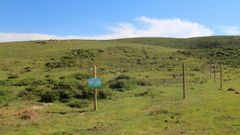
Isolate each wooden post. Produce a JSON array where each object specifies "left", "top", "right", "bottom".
[
  {"left": 93, "top": 64, "right": 97, "bottom": 111},
  {"left": 214, "top": 64, "right": 217, "bottom": 82},
  {"left": 182, "top": 62, "right": 186, "bottom": 100},
  {"left": 220, "top": 64, "right": 223, "bottom": 90},
  {"left": 209, "top": 63, "right": 212, "bottom": 78}
]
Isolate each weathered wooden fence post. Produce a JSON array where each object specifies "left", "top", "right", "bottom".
[
  {"left": 209, "top": 63, "right": 212, "bottom": 78},
  {"left": 214, "top": 64, "right": 217, "bottom": 82},
  {"left": 182, "top": 62, "right": 186, "bottom": 100},
  {"left": 220, "top": 64, "right": 223, "bottom": 90},
  {"left": 93, "top": 64, "right": 98, "bottom": 110}
]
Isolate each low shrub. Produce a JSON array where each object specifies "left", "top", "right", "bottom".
[
  {"left": 19, "top": 87, "right": 47, "bottom": 100},
  {"left": 108, "top": 74, "right": 137, "bottom": 91},
  {"left": 53, "top": 81, "right": 73, "bottom": 90},
  {"left": 24, "top": 66, "right": 32, "bottom": 72},
  {"left": 59, "top": 76, "right": 66, "bottom": 80},
  {"left": 81, "top": 89, "right": 93, "bottom": 99},
  {"left": 14, "top": 78, "right": 32, "bottom": 86},
  {"left": 72, "top": 73, "right": 90, "bottom": 80},
  {"left": 137, "top": 80, "right": 153, "bottom": 86},
  {"left": 58, "top": 89, "right": 76, "bottom": 102},
  {"left": 109, "top": 80, "right": 129, "bottom": 91},
  {"left": 40, "top": 90, "right": 59, "bottom": 103},
  {"left": 67, "top": 99, "right": 89, "bottom": 108},
  {"left": 98, "top": 90, "right": 111, "bottom": 99},
  {"left": 25, "top": 86, "right": 42, "bottom": 96}
]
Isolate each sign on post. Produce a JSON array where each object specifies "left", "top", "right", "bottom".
[{"left": 88, "top": 77, "right": 102, "bottom": 89}]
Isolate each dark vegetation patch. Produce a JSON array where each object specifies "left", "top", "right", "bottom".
[
  {"left": 71, "top": 73, "right": 91, "bottom": 80},
  {"left": 109, "top": 80, "right": 130, "bottom": 91},
  {"left": 226, "top": 88, "right": 240, "bottom": 95},
  {"left": 108, "top": 74, "right": 154, "bottom": 91},
  {"left": 14, "top": 72, "right": 111, "bottom": 104},
  {"left": 67, "top": 99, "right": 89, "bottom": 108},
  {"left": 23, "top": 66, "right": 32, "bottom": 73},
  {"left": 14, "top": 78, "right": 48, "bottom": 86},
  {"left": 136, "top": 80, "right": 153, "bottom": 86},
  {"left": 39, "top": 90, "right": 58, "bottom": 103},
  {"left": 227, "top": 88, "right": 236, "bottom": 92},
  {"left": 108, "top": 74, "right": 136, "bottom": 91}
]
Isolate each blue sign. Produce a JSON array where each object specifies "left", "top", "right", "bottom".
[{"left": 88, "top": 77, "right": 102, "bottom": 89}]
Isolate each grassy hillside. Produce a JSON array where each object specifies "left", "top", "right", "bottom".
[
  {"left": 116, "top": 36, "right": 240, "bottom": 67},
  {"left": 114, "top": 36, "right": 240, "bottom": 48},
  {"left": 0, "top": 37, "right": 240, "bottom": 135}
]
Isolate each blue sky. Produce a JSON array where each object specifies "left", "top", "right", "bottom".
[{"left": 0, "top": 0, "right": 240, "bottom": 41}]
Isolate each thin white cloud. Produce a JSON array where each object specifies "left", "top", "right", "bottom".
[
  {"left": 0, "top": 32, "right": 92, "bottom": 42},
  {"left": 221, "top": 25, "right": 240, "bottom": 35},
  {"left": 0, "top": 16, "right": 213, "bottom": 42}
]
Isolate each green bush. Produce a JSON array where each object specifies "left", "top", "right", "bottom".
[
  {"left": 98, "top": 90, "right": 111, "bottom": 99},
  {"left": 40, "top": 90, "right": 59, "bottom": 103},
  {"left": 58, "top": 89, "right": 76, "bottom": 102},
  {"left": 109, "top": 80, "right": 129, "bottom": 91},
  {"left": 81, "top": 89, "right": 93, "bottom": 99},
  {"left": 14, "top": 78, "right": 47, "bottom": 87},
  {"left": 53, "top": 81, "right": 73, "bottom": 90},
  {"left": 108, "top": 74, "right": 136, "bottom": 91},
  {"left": 25, "top": 87, "right": 42, "bottom": 96},
  {"left": 18, "top": 87, "right": 48, "bottom": 100},
  {"left": 72, "top": 73, "right": 90, "bottom": 80},
  {"left": 24, "top": 66, "right": 32, "bottom": 72},
  {"left": 67, "top": 99, "right": 89, "bottom": 108},
  {"left": 137, "top": 80, "right": 153, "bottom": 86},
  {"left": 14, "top": 78, "right": 32, "bottom": 86},
  {"left": 52, "top": 82, "right": 75, "bottom": 102},
  {"left": 59, "top": 76, "right": 66, "bottom": 80}
]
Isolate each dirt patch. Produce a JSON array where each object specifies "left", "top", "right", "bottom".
[
  {"left": 17, "top": 110, "right": 36, "bottom": 120},
  {"left": 31, "top": 105, "right": 44, "bottom": 110},
  {"left": 14, "top": 103, "right": 47, "bottom": 120}
]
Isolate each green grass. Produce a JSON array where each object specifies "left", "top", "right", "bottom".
[
  {"left": 1, "top": 80, "right": 239, "bottom": 135},
  {"left": 0, "top": 38, "right": 240, "bottom": 135}
]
